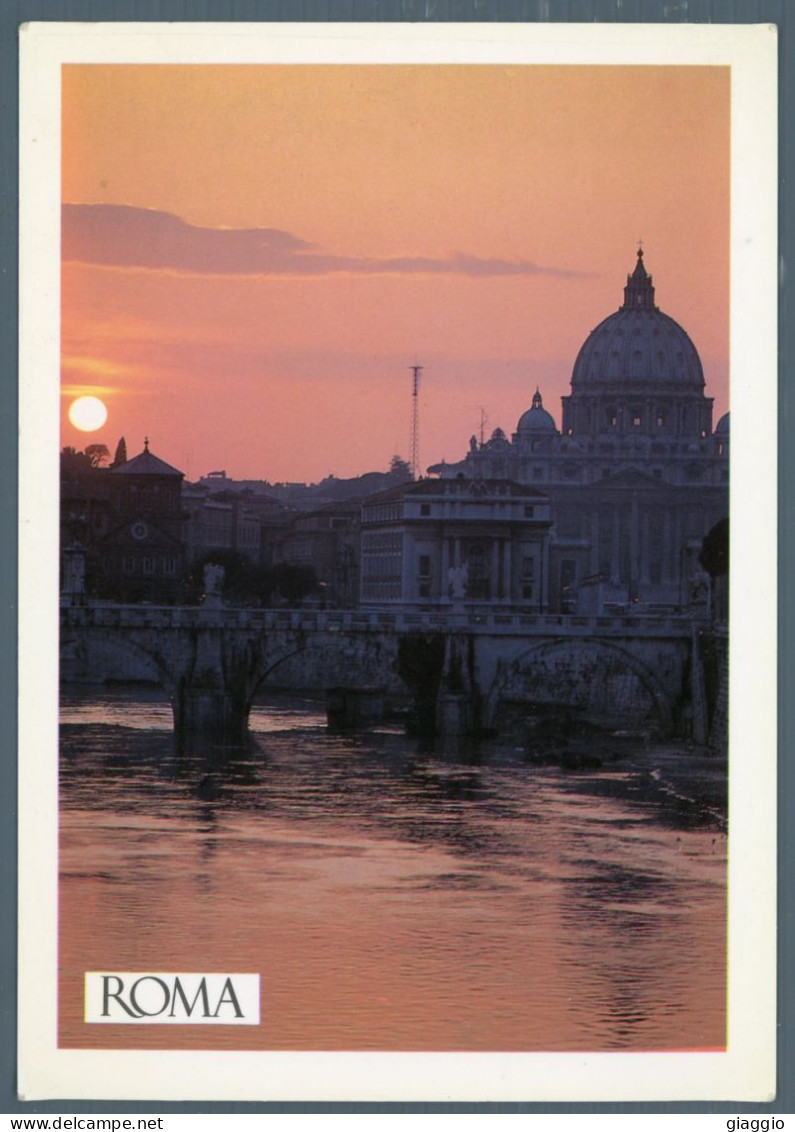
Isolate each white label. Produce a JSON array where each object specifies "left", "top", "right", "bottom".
[{"left": 85, "top": 972, "right": 260, "bottom": 1025}]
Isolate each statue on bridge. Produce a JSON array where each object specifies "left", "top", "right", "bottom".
[
  {"left": 689, "top": 570, "right": 711, "bottom": 609},
  {"left": 202, "top": 563, "right": 225, "bottom": 607}
]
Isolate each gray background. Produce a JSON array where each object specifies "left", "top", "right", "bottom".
[{"left": 2, "top": 0, "right": 791, "bottom": 1115}]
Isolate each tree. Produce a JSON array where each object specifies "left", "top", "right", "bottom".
[
  {"left": 266, "top": 563, "right": 318, "bottom": 606},
  {"left": 60, "top": 446, "right": 95, "bottom": 476},
  {"left": 111, "top": 437, "right": 128, "bottom": 468},
  {"left": 187, "top": 550, "right": 270, "bottom": 605},
  {"left": 388, "top": 455, "right": 413, "bottom": 480},
  {"left": 84, "top": 443, "right": 110, "bottom": 468},
  {"left": 699, "top": 518, "right": 729, "bottom": 578}
]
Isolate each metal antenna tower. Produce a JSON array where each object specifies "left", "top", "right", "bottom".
[{"left": 409, "top": 363, "right": 423, "bottom": 478}]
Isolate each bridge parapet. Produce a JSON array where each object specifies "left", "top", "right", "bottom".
[{"left": 61, "top": 602, "right": 703, "bottom": 640}]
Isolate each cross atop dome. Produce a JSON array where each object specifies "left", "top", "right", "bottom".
[
  {"left": 112, "top": 439, "right": 184, "bottom": 478},
  {"left": 622, "top": 245, "right": 656, "bottom": 311},
  {"left": 516, "top": 386, "right": 557, "bottom": 436}
]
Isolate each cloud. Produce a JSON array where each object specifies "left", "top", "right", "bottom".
[{"left": 62, "top": 203, "right": 587, "bottom": 280}]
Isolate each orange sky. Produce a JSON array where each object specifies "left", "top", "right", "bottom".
[{"left": 61, "top": 64, "right": 729, "bottom": 482}]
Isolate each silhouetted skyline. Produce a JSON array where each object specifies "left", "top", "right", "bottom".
[{"left": 61, "top": 64, "right": 729, "bottom": 482}]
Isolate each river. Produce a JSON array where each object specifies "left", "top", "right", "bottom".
[{"left": 58, "top": 686, "right": 727, "bottom": 1052}]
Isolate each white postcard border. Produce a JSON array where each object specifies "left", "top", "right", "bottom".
[{"left": 18, "top": 21, "right": 778, "bottom": 1102}]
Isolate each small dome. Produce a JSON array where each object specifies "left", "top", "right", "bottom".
[
  {"left": 714, "top": 411, "right": 730, "bottom": 437},
  {"left": 571, "top": 250, "right": 704, "bottom": 392},
  {"left": 517, "top": 388, "right": 558, "bottom": 434},
  {"left": 112, "top": 438, "right": 184, "bottom": 477}
]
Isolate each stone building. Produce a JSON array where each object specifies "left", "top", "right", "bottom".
[
  {"left": 183, "top": 485, "right": 234, "bottom": 559},
  {"left": 97, "top": 439, "right": 185, "bottom": 602},
  {"left": 428, "top": 249, "right": 729, "bottom": 612},
  {"left": 277, "top": 501, "right": 361, "bottom": 607},
  {"left": 182, "top": 484, "right": 263, "bottom": 564},
  {"left": 360, "top": 478, "right": 551, "bottom": 608}
]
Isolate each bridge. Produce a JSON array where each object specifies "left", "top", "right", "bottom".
[{"left": 60, "top": 602, "right": 726, "bottom": 746}]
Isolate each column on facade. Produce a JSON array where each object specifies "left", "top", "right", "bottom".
[
  {"left": 503, "top": 538, "right": 512, "bottom": 604},
  {"left": 441, "top": 536, "right": 451, "bottom": 601},
  {"left": 590, "top": 507, "right": 600, "bottom": 575},
  {"left": 492, "top": 539, "right": 502, "bottom": 602},
  {"left": 539, "top": 537, "right": 549, "bottom": 611},
  {"left": 640, "top": 511, "right": 650, "bottom": 587},
  {"left": 673, "top": 511, "right": 683, "bottom": 603},
  {"left": 662, "top": 509, "right": 672, "bottom": 583},
  {"left": 610, "top": 504, "right": 621, "bottom": 586},
  {"left": 401, "top": 531, "right": 411, "bottom": 603},
  {"left": 629, "top": 495, "right": 640, "bottom": 599}
]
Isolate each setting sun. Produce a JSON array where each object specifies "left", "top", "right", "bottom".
[{"left": 68, "top": 394, "right": 108, "bottom": 431}]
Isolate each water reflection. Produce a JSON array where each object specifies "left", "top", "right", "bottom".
[{"left": 59, "top": 687, "right": 726, "bottom": 1052}]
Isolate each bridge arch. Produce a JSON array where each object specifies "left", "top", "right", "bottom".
[
  {"left": 246, "top": 632, "right": 406, "bottom": 706},
  {"left": 60, "top": 628, "right": 178, "bottom": 700},
  {"left": 484, "top": 636, "right": 675, "bottom": 736}
]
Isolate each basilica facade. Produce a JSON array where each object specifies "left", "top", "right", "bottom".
[{"left": 428, "top": 249, "right": 729, "bottom": 613}]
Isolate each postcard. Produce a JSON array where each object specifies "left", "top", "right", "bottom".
[{"left": 18, "top": 22, "right": 778, "bottom": 1103}]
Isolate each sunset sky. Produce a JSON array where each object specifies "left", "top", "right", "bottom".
[{"left": 60, "top": 64, "right": 730, "bottom": 483}]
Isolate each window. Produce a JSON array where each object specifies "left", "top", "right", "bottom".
[
  {"left": 632, "top": 414, "right": 642, "bottom": 427},
  {"left": 162, "top": 556, "right": 177, "bottom": 575},
  {"left": 522, "top": 556, "right": 535, "bottom": 580},
  {"left": 418, "top": 555, "right": 431, "bottom": 577},
  {"left": 122, "top": 556, "right": 135, "bottom": 574},
  {"left": 524, "top": 505, "right": 535, "bottom": 518},
  {"left": 143, "top": 556, "right": 156, "bottom": 575},
  {"left": 420, "top": 503, "right": 431, "bottom": 516}
]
